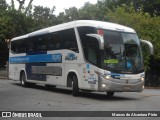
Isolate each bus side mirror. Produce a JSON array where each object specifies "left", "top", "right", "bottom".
[
  {"left": 140, "top": 39, "right": 154, "bottom": 55},
  {"left": 86, "top": 34, "right": 104, "bottom": 50}
]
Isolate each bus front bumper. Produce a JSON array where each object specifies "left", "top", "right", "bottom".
[{"left": 98, "top": 76, "right": 144, "bottom": 92}]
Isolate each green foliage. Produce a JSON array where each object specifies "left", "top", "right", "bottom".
[
  {"left": 0, "top": 0, "right": 8, "bottom": 10},
  {"left": 32, "top": 5, "right": 58, "bottom": 29},
  {"left": 79, "top": 2, "right": 100, "bottom": 20},
  {"left": 56, "top": 7, "right": 79, "bottom": 23},
  {"left": 99, "top": 0, "right": 160, "bottom": 16}
]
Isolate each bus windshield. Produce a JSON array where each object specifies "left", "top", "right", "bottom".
[{"left": 102, "top": 30, "right": 144, "bottom": 74}]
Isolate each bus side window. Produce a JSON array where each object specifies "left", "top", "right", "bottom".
[
  {"left": 59, "top": 29, "right": 79, "bottom": 53},
  {"left": 77, "top": 26, "right": 98, "bottom": 65},
  {"left": 34, "top": 34, "right": 48, "bottom": 52},
  {"left": 11, "top": 41, "right": 16, "bottom": 53},
  {"left": 88, "top": 48, "right": 97, "bottom": 65},
  {"left": 47, "top": 32, "right": 61, "bottom": 51},
  {"left": 87, "top": 37, "right": 98, "bottom": 65},
  {"left": 11, "top": 39, "right": 27, "bottom": 54},
  {"left": 28, "top": 42, "right": 34, "bottom": 52}
]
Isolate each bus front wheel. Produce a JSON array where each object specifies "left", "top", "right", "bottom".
[
  {"left": 106, "top": 92, "right": 114, "bottom": 97},
  {"left": 72, "top": 75, "right": 79, "bottom": 96}
]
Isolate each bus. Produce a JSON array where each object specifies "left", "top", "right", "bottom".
[{"left": 9, "top": 20, "right": 153, "bottom": 96}]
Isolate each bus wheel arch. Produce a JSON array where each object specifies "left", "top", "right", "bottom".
[
  {"left": 67, "top": 72, "right": 79, "bottom": 96},
  {"left": 106, "top": 92, "right": 114, "bottom": 97}
]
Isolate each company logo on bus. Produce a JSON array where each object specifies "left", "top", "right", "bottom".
[
  {"left": 52, "top": 54, "right": 61, "bottom": 62},
  {"left": 65, "top": 53, "right": 77, "bottom": 61}
]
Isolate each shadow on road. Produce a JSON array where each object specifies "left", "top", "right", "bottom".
[{"left": 12, "top": 83, "right": 139, "bottom": 101}]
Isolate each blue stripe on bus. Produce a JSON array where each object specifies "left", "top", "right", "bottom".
[{"left": 9, "top": 53, "right": 62, "bottom": 64}]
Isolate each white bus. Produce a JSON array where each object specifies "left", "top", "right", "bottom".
[{"left": 9, "top": 20, "right": 153, "bottom": 96}]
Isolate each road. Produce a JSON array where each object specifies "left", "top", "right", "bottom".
[{"left": 0, "top": 79, "right": 160, "bottom": 120}]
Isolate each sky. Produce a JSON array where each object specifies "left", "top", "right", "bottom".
[{"left": 6, "top": 0, "right": 98, "bottom": 15}]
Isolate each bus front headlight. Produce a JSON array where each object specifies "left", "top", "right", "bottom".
[
  {"left": 105, "top": 75, "right": 110, "bottom": 80},
  {"left": 101, "top": 74, "right": 111, "bottom": 80}
]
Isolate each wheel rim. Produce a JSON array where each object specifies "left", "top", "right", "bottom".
[
  {"left": 71, "top": 81, "right": 73, "bottom": 89},
  {"left": 21, "top": 78, "right": 24, "bottom": 85},
  {"left": 21, "top": 75, "right": 25, "bottom": 85}
]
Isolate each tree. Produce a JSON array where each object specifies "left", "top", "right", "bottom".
[
  {"left": 25, "top": 0, "right": 33, "bottom": 14},
  {"left": 56, "top": 7, "right": 79, "bottom": 23},
  {"left": 0, "top": 0, "right": 8, "bottom": 40},
  {"left": 10, "top": 0, "right": 34, "bottom": 14},
  {"left": 11, "top": 0, "right": 15, "bottom": 9},
  {"left": 32, "top": 5, "right": 57, "bottom": 29},
  {"left": 0, "top": 0, "right": 8, "bottom": 10},
  {"left": 79, "top": 2, "right": 103, "bottom": 20},
  {"left": 16, "top": 0, "right": 25, "bottom": 11},
  {"left": 0, "top": 1, "right": 37, "bottom": 67},
  {"left": 142, "top": 0, "right": 160, "bottom": 16},
  {"left": 65, "top": 7, "right": 79, "bottom": 21},
  {"left": 99, "top": 0, "right": 160, "bottom": 16}
]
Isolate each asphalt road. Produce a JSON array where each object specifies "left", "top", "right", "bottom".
[{"left": 0, "top": 79, "right": 160, "bottom": 120}]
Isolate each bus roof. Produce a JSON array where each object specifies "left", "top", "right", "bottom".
[
  {"left": 12, "top": 20, "right": 136, "bottom": 41},
  {"left": 75, "top": 20, "right": 135, "bottom": 33}
]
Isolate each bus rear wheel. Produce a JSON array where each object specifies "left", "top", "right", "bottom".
[
  {"left": 20, "top": 72, "right": 28, "bottom": 87},
  {"left": 106, "top": 92, "right": 114, "bottom": 97},
  {"left": 72, "top": 75, "right": 79, "bottom": 96}
]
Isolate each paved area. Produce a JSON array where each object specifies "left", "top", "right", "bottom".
[
  {"left": 0, "top": 79, "right": 160, "bottom": 120},
  {"left": 0, "top": 69, "right": 6, "bottom": 78}
]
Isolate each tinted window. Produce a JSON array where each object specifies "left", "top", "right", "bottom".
[
  {"left": 31, "top": 34, "right": 49, "bottom": 52},
  {"left": 58, "top": 28, "right": 79, "bottom": 52},
  {"left": 11, "top": 28, "right": 78, "bottom": 54},
  {"left": 78, "top": 27, "right": 99, "bottom": 65},
  {"left": 47, "top": 32, "right": 60, "bottom": 50},
  {"left": 11, "top": 39, "right": 27, "bottom": 53}
]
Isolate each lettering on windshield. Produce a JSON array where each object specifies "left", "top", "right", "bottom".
[{"left": 104, "top": 59, "right": 119, "bottom": 64}]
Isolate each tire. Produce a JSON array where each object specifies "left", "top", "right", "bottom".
[
  {"left": 72, "top": 75, "right": 79, "bottom": 96},
  {"left": 106, "top": 92, "right": 114, "bottom": 97},
  {"left": 20, "top": 72, "right": 28, "bottom": 87}
]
